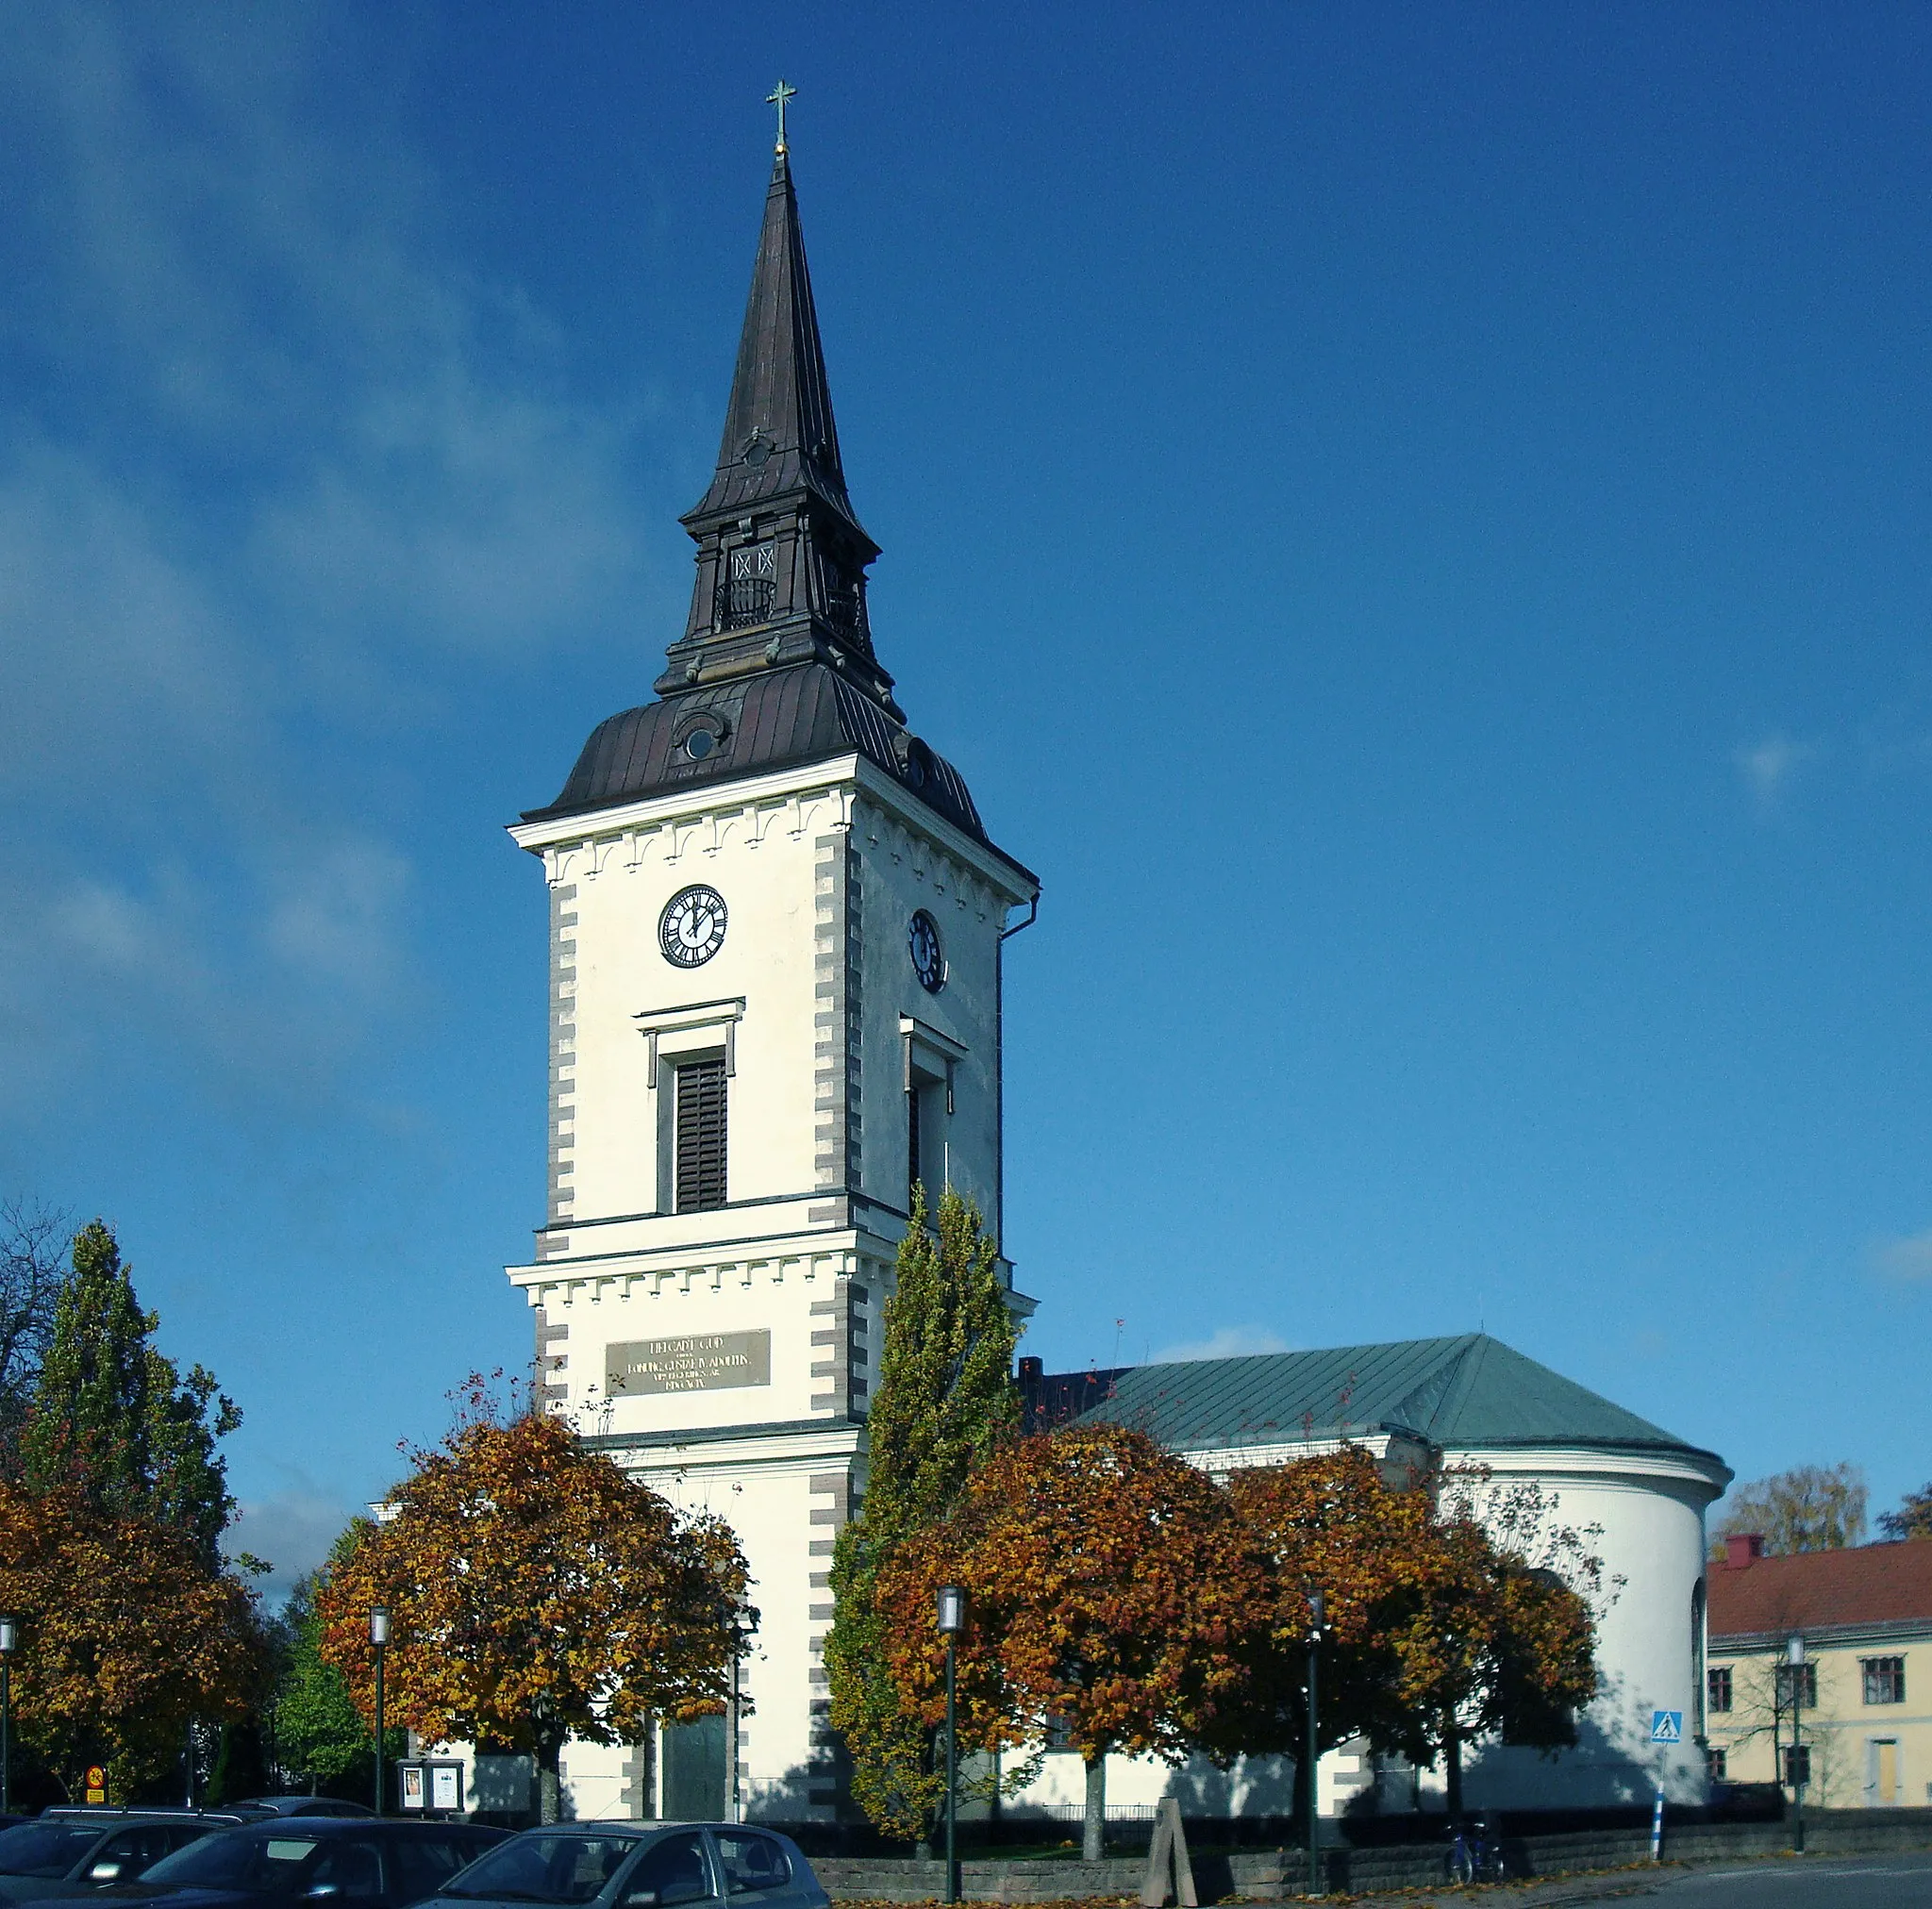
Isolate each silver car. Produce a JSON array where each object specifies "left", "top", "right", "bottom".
[{"left": 426, "top": 1825, "right": 827, "bottom": 1909}]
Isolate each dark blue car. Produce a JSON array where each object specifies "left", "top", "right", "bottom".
[{"left": 44, "top": 1819, "right": 506, "bottom": 1909}]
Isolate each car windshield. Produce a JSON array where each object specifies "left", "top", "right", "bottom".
[
  {"left": 440, "top": 1834, "right": 643, "bottom": 1904},
  {"left": 0, "top": 1822, "right": 109, "bottom": 1879},
  {"left": 141, "top": 1832, "right": 328, "bottom": 1893}
]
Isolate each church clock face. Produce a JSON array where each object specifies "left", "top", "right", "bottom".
[
  {"left": 659, "top": 887, "right": 728, "bottom": 968},
  {"left": 908, "top": 910, "right": 945, "bottom": 993}
]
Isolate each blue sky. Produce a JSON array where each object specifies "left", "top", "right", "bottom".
[{"left": 3, "top": 1, "right": 1930, "bottom": 1588}]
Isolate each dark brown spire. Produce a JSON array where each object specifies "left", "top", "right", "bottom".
[{"left": 660, "top": 150, "right": 897, "bottom": 713}]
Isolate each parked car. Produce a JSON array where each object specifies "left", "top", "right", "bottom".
[
  {"left": 0, "top": 1814, "right": 254, "bottom": 1901},
  {"left": 225, "top": 1806, "right": 374, "bottom": 1823},
  {"left": 425, "top": 1824, "right": 827, "bottom": 1909},
  {"left": 37, "top": 1819, "right": 506, "bottom": 1909}
]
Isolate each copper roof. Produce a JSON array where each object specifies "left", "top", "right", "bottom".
[
  {"left": 1708, "top": 1540, "right": 1932, "bottom": 1644},
  {"left": 1042, "top": 1334, "right": 1729, "bottom": 1470}
]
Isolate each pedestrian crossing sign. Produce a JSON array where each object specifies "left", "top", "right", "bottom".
[{"left": 1652, "top": 1710, "right": 1682, "bottom": 1743}]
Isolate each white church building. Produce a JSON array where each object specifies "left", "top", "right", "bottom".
[{"left": 492, "top": 130, "right": 1731, "bottom": 1827}]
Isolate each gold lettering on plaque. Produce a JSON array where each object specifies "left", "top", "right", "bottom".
[{"left": 606, "top": 1330, "right": 772, "bottom": 1397}]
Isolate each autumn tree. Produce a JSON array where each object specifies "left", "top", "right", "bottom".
[
  {"left": 1879, "top": 1484, "right": 1932, "bottom": 1542},
  {"left": 0, "top": 1481, "right": 264, "bottom": 1798},
  {"left": 1208, "top": 1451, "right": 1604, "bottom": 1820},
  {"left": 825, "top": 1185, "right": 1020, "bottom": 1844},
  {"left": 21, "top": 1220, "right": 241, "bottom": 1565},
  {"left": 317, "top": 1393, "right": 750, "bottom": 1822},
  {"left": 1213, "top": 1448, "right": 1456, "bottom": 1821},
  {"left": 1385, "top": 1473, "right": 1604, "bottom": 1814},
  {"left": 1711, "top": 1463, "right": 1868, "bottom": 1558},
  {"left": 878, "top": 1424, "right": 1265, "bottom": 1861}
]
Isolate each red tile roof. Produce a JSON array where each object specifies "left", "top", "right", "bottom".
[{"left": 1709, "top": 1540, "right": 1932, "bottom": 1641}]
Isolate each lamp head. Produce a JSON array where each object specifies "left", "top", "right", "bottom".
[
  {"left": 371, "top": 1605, "right": 391, "bottom": 1649},
  {"left": 0, "top": 1617, "right": 16, "bottom": 1656},
  {"left": 937, "top": 1585, "right": 967, "bottom": 1635},
  {"left": 1308, "top": 1589, "right": 1325, "bottom": 1628},
  {"left": 1787, "top": 1635, "right": 1806, "bottom": 1667}
]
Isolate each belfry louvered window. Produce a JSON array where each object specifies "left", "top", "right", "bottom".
[
  {"left": 675, "top": 1057, "right": 728, "bottom": 1212},
  {"left": 716, "top": 542, "right": 776, "bottom": 630}
]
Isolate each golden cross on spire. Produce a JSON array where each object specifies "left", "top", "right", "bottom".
[{"left": 767, "top": 79, "right": 796, "bottom": 155}]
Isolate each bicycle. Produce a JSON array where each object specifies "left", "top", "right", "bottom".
[{"left": 1445, "top": 1815, "right": 1507, "bottom": 1884}]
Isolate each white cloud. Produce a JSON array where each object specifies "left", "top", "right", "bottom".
[
  {"left": 225, "top": 1475, "right": 364, "bottom": 1602},
  {"left": 0, "top": 3, "right": 660, "bottom": 1120},
  {"left": 1874, "top": 1230, "right": 1932, "bottom": 1283},
  {"left": 261, "top": 839, "right": 411, "bottom": 993},
  {"left": 1733, "top": 732, "right": 1820, "bottom": 807},
  {"left": 1153, "top": 1323, "right": 1292, "bottom": 1363}
]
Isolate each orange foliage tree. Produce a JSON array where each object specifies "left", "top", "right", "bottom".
[
  {"left": 1211, "top": 1447, "right": 1449, "bottom": 1809},
  {"left": 1383, "top": 1472, "right": 1603, "bottom": 1812},
  {"left": 317, "top": 1396, "right": 751, "bottom": 1822},
  {"left": 1220, "top": 1452, "right": 1602, "bottom": 1816},
  {"left": 0, "top": 1482, "right": 263, "bottom": 1798},
  {"left": 877, "top": 1424, "right": 1266, "bottom": 1860}
]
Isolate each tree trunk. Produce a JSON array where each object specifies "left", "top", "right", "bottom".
[
  {"left": 1443, "top": 1722, "right": 1463, "bottom": 1819},
  {"left": 1082, "top": 1754, "right": 1106, "bottom": 1862},
  {"left": 538, "top": 1737, "right": 564, "bottom": 1825},
  {"left": 1290, "top": 1746, "right": 1309, "bottom": 1843}
]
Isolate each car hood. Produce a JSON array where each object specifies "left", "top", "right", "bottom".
[{"left": 0, "top": 1882, "right": 97, "bottom": 1902}]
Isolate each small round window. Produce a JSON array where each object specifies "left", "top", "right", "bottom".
[{"left": 676, "top": 716, "right": 725, "bottom": 762}]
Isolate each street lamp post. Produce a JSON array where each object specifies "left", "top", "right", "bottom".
[
  {"left": 0, "top": 1615, "right": 16, "bottom": 1816},
  {"left": 1306, "top": 1590, "right": 1324, "bottom": 1899},
  {"left": 371, "top": 1607, "right": 391, "bottom": 1819},
  {"left": 937, "top": 1586, "right": 967, "bottom": 1907},
  {"left": 1787, "top": 1635, "right": 1806, "bottom": 1854}
]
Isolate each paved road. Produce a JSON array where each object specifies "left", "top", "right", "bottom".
[
  {"left": 1339, "top": 1851, "right": 1932, "bottom": 1909},
  {"left": 1607, "top": 1851, "right": 1932, "bottom": 1908}
]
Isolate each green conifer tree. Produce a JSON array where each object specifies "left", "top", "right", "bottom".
[
  {"left": 825, "top": 1184, "right": 1020, "bottom": 1843},
  {"left": 22, "top": 1220, "right": 240, "bottom": 1563}
]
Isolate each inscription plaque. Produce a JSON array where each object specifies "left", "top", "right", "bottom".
[{"left": 607, "top": 1330, "right": 772, "bottom": 1397}]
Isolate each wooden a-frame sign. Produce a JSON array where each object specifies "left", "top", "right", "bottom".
[{"left": 1139, "top": 1798, "right": 1197, "bottom": 1909}]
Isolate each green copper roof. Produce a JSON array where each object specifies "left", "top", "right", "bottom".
[{"left": 1074, "top": 1334, "right": 1725, "bottom": 1470}]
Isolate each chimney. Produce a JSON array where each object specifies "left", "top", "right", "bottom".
[
  {"left": 1725, "top": 1533, "right": 1765, "bottom": 1569},
  {"left": 1018, "top": 1356, "right": 1043, "bottom": 1385}
]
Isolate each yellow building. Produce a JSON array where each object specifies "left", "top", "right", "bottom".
[{"left": 1706, "top": 1534, "right": 1932, "bottom": 1808}]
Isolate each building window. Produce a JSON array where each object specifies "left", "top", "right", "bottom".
[
  {"left": 1707, "top": 1666, "right": 1733, "bottom": 1714},
  {"left": 1707, "top": 1748, "right": 1727, "bottom": 1782},
  {"left": 674, "top": 1056, "right": 727, "bottom": 1212},
  {"left": 1863, "top": 1656, "right": 1907, "bottom": 1705},
  {"left": 906, "top": 1058, "right": 948, "bottom": 1208}
]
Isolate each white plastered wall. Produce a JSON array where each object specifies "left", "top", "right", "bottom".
[{"left": 506, "top": 755, "right": 1034, "bottom": 1825}]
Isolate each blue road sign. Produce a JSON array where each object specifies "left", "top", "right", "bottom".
[{"left": 1651, "top": 1709, "right": 1683, "bottom": 1743}]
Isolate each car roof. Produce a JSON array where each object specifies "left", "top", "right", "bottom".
[
  {"left": 36, "top": 1813, "right": 252, "bottom": 1827},
  {"left": 518, "top": 1824, "right": 784, "bottom": 1837},
  {"left": 222, "top": 1818, "right": 493, "bottom": 1837}
]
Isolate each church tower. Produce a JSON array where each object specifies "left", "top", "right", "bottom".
[{"left": 505, "top": 124, "right": 1038, "bottom": 1821}]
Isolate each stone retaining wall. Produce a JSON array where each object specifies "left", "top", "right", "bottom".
[{"left": 812, "top": 1808, "right": 1932, "bottom": 1901}]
